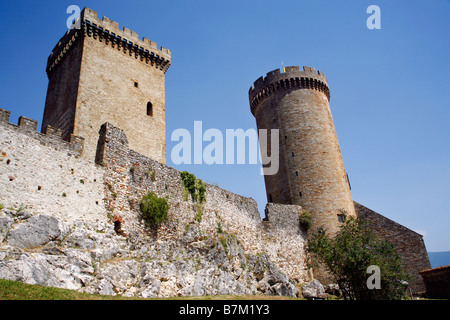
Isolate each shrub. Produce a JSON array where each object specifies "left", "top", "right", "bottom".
[
  {"left": 180, "top": 171, "right": 197, "bottom": 200},
  {"left": 197, "top": 179, "right": 206, "bottom": 203},
  {"left": 299, "top": 210, "right": 312, "bottom": 231},
  {"left": 139, "top": 192, "right": 169, "bottom": 225},
  {"left": 307, "top": 216, "right": 411, "bottom": 300},
  {"left": 180, "top": 171, "right": 206, "bottom": 204}
]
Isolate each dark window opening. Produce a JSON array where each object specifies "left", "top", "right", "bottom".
[
  {"left": 147, "top": 102, "right": 153, "bottom": 116},
  {"left": 37, "top": 186, "right": 42, "bottom": 191},
  {"left": 295, "top": 171, "right": 298, "bottom": 176},
  {"left": 299, "top": 192, "right": 302, "bottom": 197},
  {"left": 338, "top": 214, "right": 345, "bottom": 223},
  {"left": 268, "top": 194, "right": 273, "bottom": 203},
  {"left": 134, "top": 81, "right": 139, "bottom": 88},
  {"left": 292, "top": 152, "right": 294, "bottom": 157}
]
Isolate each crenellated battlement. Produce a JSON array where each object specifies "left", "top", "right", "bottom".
[
  {"left": 46, "top": 7, "right": 171, "bottom": 76},
  {"left": 248, "top": 66, "right": 330, "bottom": 115},
  {"left": 0, "top": 108, "right": 84, "bottom": 156}
]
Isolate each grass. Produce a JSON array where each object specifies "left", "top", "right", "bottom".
[{"left": 0, "top": 279, "right": 301, "bottom": 300}]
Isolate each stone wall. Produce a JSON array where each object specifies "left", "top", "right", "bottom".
[
  {"left": 96, "top": 122, "right": 310, "bottom": 283},
  {"left": 419, "top": 265, "right": 450, "bottom": 299},
  {"left": 0, "top": 114, "right": 310, "bottom": 297},
  {"left": 0, "top": 109, "right": 105, "bottom": 225},
  {"left": 355, "top": 202, "right": 431, "bottom": 293}
]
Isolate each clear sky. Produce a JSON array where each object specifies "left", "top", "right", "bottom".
[{"left": 0, "top": 0, "right": 448, "bottom": 252}]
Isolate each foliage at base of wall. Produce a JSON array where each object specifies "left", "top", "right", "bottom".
[{"left": 306, "top": 216, "right": 412, "bottom": 300}]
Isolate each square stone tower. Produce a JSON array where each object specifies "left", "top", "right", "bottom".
[{"left": 42, "top": 7, "right": 171, "bottom": 163}]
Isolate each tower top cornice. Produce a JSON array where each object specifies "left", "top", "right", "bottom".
[
  {"left": 46, "top": 7, "right": 171, "bottom": 76},
  {"left": 248, "top": 66, "right": 330, "bottom": 116}
]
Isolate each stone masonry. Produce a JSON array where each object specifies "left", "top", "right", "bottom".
[
  {"left": 249, "top": 66, "right": 357, "bottom": 283},
  {"left": 0, "top": 112, "right": 310, "bottom": 297},
  {"left": 355, "top": 202, "right": 431, "bottom": 292},
  {"left": 249, "top": 66, "right": 356, "bottom": 238},
  {"left": 43, "top": 7, "right": 170, "bottom": 163}
]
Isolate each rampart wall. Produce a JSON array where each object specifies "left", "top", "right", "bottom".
[
  {"left": 0, "top": 109, "right": 105, "bottom": 224},
  {"left": 96, "top": 122, "right": 310, "bottom": 282},
  {"left": 0, "top": 110, "right": 310, "bottom": 286},
  {"left": 355, "top": 202, "right": 430, "bottom": 292}
]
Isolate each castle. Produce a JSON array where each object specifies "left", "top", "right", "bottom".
[{"left": 0, "top": 7, "right": 431, "bottom": 296}]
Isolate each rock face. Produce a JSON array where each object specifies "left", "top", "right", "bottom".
[
  {"left": 302, "top": 279, "right": 326, "bottom": 299},
  {"left": 7, "top": 215, "right": 69, "bottom": 248},
  {"left": 0, "top": 213, "right": 299, "bottom": 298}
]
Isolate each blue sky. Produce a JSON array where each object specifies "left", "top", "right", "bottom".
[{"left": 0, "top": 0, "right": 449, "bottom": 252}]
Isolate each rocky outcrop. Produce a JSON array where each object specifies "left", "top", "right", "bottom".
[
  {"left": 301, "top": 279, "right": 327, "bottom": 300},
  {"left": 0, "top": 211, "right": 299, "bottom": 298}
]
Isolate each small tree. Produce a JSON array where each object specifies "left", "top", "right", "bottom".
[
  {"left": 307, "top": 215, "right": 410, "bottom": 300},
  {"left": 139, "top": 192, "right": 169, "bottom": 225}
]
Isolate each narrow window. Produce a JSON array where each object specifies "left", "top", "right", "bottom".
[
  {"left": 295, "top": 171, "right": 298, "bottom": 176},
  {"left": 268, "top": 194, "right": 273, "bottom": 203},
  {"left": 299, "top": 192, "right": 302, "bottom": 197},
  {"left": 292, "top": 152, "right": 294, "bottom": 157},
  {"left": 134, "top": 81, "right": 139, "bottom": 88},
  {"left": 147, "top": 102, "right": 153, "bottom": 116},
  {"left": 337, "top": 214, "right": 345, "bottom": 223}
]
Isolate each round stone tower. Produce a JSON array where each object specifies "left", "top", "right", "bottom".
[{"left": 249, "top": 66, "right": 356, "bottom": 238}]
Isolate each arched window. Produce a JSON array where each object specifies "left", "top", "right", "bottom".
[{"left": 147, "top": 102, "right": 153, "bottom": 116}]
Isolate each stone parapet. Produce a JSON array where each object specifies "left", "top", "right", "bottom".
[
  {"left": 46, "top": 7, "right": 171, "bottom": 76},
  {"left": 249, "top": 66, "right": 330, "bottom": 115}
]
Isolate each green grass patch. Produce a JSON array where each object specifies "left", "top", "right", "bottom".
[{"left": 0, "top": 279, "right": 301, "bottom": 300}]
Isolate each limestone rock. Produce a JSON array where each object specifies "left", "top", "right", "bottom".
[
  {"left": 326, "top": 283, "right": 342, "bottom": 296},
  {"left": 0, "top": 215, "right": 13, "bottom": 242},
  {"left": 0, "top": 214, "right": 303, "bottom": 298},
  {"left": 7, "top": 215, "right": 69, "bottom": 248},
  {"left": 302, "top": 279, "right": 326, "bottom": 299}
]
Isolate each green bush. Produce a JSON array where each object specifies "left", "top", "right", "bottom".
[
  {"left": 197, "top": 179, "right": 206, "bottom": 203},
  {"left": 307, "top": 216, "right": 411, "bottom": 300},
  {"left": 139, "top": 192, "right": 169, "bottom": 225},
  {"left": 299, "top": 210, "right": 312, "bottom": 231},
  {"left": 180, "top": 171, "right": 206, "bottom": 204},
  {"left": 181, "top": 171, "right": 197, "bottom": 200}
]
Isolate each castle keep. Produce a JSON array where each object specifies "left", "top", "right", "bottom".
[
  {"left": 43, "top": 8, "right": 170, "bottom": 163},
  {"left": 249, "top": 66, "right": 356, "bottom": 237},
  {"left": 0, "top": 7, "right": 432, "bottom": 297}
]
